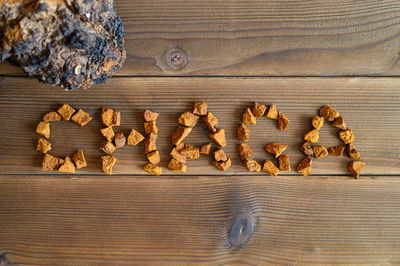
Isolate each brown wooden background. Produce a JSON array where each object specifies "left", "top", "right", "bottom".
[{"left": 1, "top": 0, "right": 400, "bottom": 264}]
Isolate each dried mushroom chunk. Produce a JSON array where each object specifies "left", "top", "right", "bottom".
[
  {"left": 203, "top": 112, "right": 218, "bottom": 132},
  {"left": 265, "top": 143, "right": 288, "bottom": 158},
  {"left": 193, "top": 102, "right": 208, "bottom": 116},
  {"left": 168, "top": 159, "right": 187, "bottom": 173},
  {"left": 143, "top": 163, "right": 162, "bottom": 176},
  {"left": 43, "top": 111, "right": 61, "bottom": 122},
  {"left": 304, "top": 129, "right": 319, "bottom": 143},
  {"left": 146, "top": 150, "right": 160, "bottom": 164},
  {"left": 300, "top": 142, "right": 314, "bottom": 156},
  {"left": 71, "top": 109, "right": 92, "bottom": 126},
  {"left": 237, "top": 123, "right": 250, "bottom": 142},
  {"left": 144, "top": 121, "right": 159, "bottom": 134},
  {"left": 331, "top": 116, "right": 346, "bottom": 129},
  {"left": 348, "top": 161, "right": 365, "bottom": 178},
  {"left": 100, "top": 126, "right": 115, "bottom": 142},
  {"left": 262, "top": 160, "right": 279, "bottom": 176},
  {"left": 252, "top": 102, "right": 267, "bottom": 118},
  {"left": 169, "top": 146, "right": 186, "bottom": 164},
  {"left": 297, "top": 157, "right": 312, "bottom": 176},
  {"left": 178, "top": 112, "right": 199, "bottom": 127},
  {"left": 312, "top": 115, "right": 324, "bottom": 130},
  {"left": 200, "top": 143, "right": 211, "bottom": 155},
  {"left": 114, "top": 132, "right": 126, "bottom": 148},
  {"left": 73, "top": 149, "right": 87, "bottom": 169},
  {"left": 208, "top": 129, "right": 226, "bottom": 147},
  {"left": 265, "top": 104, "right": 278, "bottom": 120},
  {"left": 320, "top": 105, "right": 340, "bottom": 121},
  {"left": 57, "top": 104, "right": 76, "bottom": 121},
  {"left": 242, "top": 158, "right": 261, "bottom": 172},
  {"left": 312, "top": 145, "right": 328, "bottom": 159},
  {"left": 100, "top": 140, "right": 116, "bottom": 155},
  {"left": 338, "top": 128, "right": 355, "bottom": 144},
  {"left": 102, "top": 107, "right": 120, "bottom": 127},
  {"left": 242, "top": 108, "right": 256, "bottom": 125},
  {"left": 328, "top": 145, "right": 345, "bottom": 156},
  {"left": 238, "top": 143, "right": 253, "bottom": 160},
  {"left": 102, "top": 155, "right": 117, "bottom": 175},
  {"left": 36, "top": 138, "right": 51, "bottom": 154},
  {"left": 278, "top": 154, "right": 291, "bottom": 171},
  {"left": 213, "top": 148, "right": 228, "bottom": 162},
  {"left": 347, "top": 143, "right": 360, "bottom": 159},
  {"left": 143, "top": 110, "right": 159, "bottom": 122},
  {"left": 58, "top": 156, "right": 75, "bottom": 174},
  {"left": 171, "top": 127, "right": 192, "bottom": 145},
  {"left": 180, "top": 145, "right": 200, "bottom": 159},
  {"left": 42, "top": 154, "right": 64, "bottom": 171},
  {"left": 277, "top": 111, "right": 289, "bottom": 131},
  {"left": 36, "top": 121, "right": 50, "bottom": 138},
  {"left": 213, "top": 158, "right": 231, "bottom": 171},
  {"left": 127, "top": 129, "right": 145, "bottom": 146},
  {"left": 144, "top": 133, "right": 158, "bottom": 153}
]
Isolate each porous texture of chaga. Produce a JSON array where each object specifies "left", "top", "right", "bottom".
[
  {"left": 320, "top": 105, "right": 340, "bottom": 121},
  {"left": 58, "top": 156, "right": 75, "bottom": 173},
  {"left": 312, "top": 145, "right": 328, "bottom": 158},
  {"left": 212, "top": 158, "right": 231, "bottom": 171},
  {"left": 143, "top": 110, "right": 159, "bottom": 122},
  {"left": 203, "top": 112, "right": 218, "bottom": 132},
  {"left": 242, "top": 108, "right": 256, "bottom": 125},
  {"left": 348, "top": 161, "right": 365, "bottom": 178},
  {"left": 304, "top": 128, "right": 319, "bottom": 143},
  {"left": 200, "top": 143, "right": 211, "bottom": 155},
  {"left": 178, "top": 112, "right": 199, "bottom": 127},
  {"left": 242, "top": 158, "right": 261, "bottom": 172},
  {"left": 265, "top": 143, "right": 287, "bottom": 158},
  {"left": 180, "top": 144, "right": 200, "bottom": 159},
  {"left": 144, "top": 121, "right": 159, "bottom": 134},
  {"left": 167, "top": 159, "right": 187, "bottom": 173},
  {"left": 42, "top": 153, "right": 64, "bottom": 171},
  {"left": 169, "top": 145, "right": 186, "bottom": 164},
  {"left": 100, "top": 126, "right": 115, "bottom": 142},
  {"left": 265, "top": 104, "right": 277, "bottom": 119},
  {"left": 192, "top": 102, "right": 207, "bottom": 116},
  {"left": 102, "top": 155, "right": 117, "bottom": 175},
  {"left": 146, "top": 150, "right": 160, "bottom": 164},
  {"left": 72, "top": 149, "right": 87, "bottom": 169},
  {"left": 252, "top": 102, "right": 267, "bottom": 118},
  {"left": 144, "top": 133, "right": 157, "bottom": 153},
  {"left": 338, "top": 128, "right": 355, "bottom": 144},
  {"left": 43, "top": 111, "right": 61, "bottom": 122},
  {"left": 277, "top": 111, "right": 289, "bottom": 131},
  {"left": 297, "top": 157, "right": 312, "bottom": 176},
  {"left": 208, "top": 129, "right": 226, "bottom": 147},
  {"left": 143, "top": 163, "right": 162, "bottom": 176},
  {"left": 36, "top": 138, "right": 51, "bottom": 153},
  {"left": 71, "top": 109, "right": 92, "bottom": 126},
  {"left": 238, "top": 143, "right": 253, "bottom": 160},
  {"left": 127, "top": 129, "right": 144, "bottom": 146},
  {"left": 237, "top": 123, "right": 250, "bottom": 141},
  {"left": 36, "top": 121, "right": 50, "bottom": 138},
  {"left": 331, "top": 116, "right": 346, "bottom": 129},
  {"left": 114, "top": 132, "right": 126, "bottom": 148},
  {"left": 171, "top": 127, "right": 192, "bottom": 145},
  {"left": 100, "top": 140, "right": 116, "bottom": 155},
  {"left": 213, "top": 148, "right": 227, "bottom": 162},
  {"left": 102, "top": 108, "right": 120, "bottom": 127},
  {"left": 262, "top": 160, "right": 279, "bottom": 176},
  {"left": 328, "top": 145, "right": 345, "bottom": 156},
  {"left": 312, "top": 115, "right": 324, "bottom": 130},
  {"left": 300, "top": 142, "right": 314, "bottom": 156},
  {"left": 0, "top": 0, "right": 126, "bottom": 90},
  {"left": 347, "top": 143, "right": 360, "bottom": 159},
  {"left": 58, "top": 104, "right": 75, "bottom": 120},
  {"left": 278, "top": 154, "right": 290, "bottom": 171}
]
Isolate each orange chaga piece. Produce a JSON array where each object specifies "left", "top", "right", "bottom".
[
  {"left": 347, "top": 143, "right": 360, "bottom": 159},
  {"left": 102, "top": 155, "right": 117, "bottom": 175},
  {"left": 242, "top": 108, "right": 256, "bottom": 125},
  {"left": 100, "top": 126, "right": 115, "bottom": 142},
  {"left": 312, "top": 145, "right": 328, "bottom": 159},
  {"left": 200, "top": 143, "right": 211, "bottom": 155},
  {"left": 328, "top": 145, "right": 345, "bottom": 156},
  {"left": 171, "top": 127, "right": 192, "bottom": 145},
  {"left": 237, "top": 123, "right": 250, "bottom": 142},
  {"left": 143, "top": 163, "right": 162, "bottom": 176},
  {"left": 213, "top": 158, "right": 231, "bottom": 171},
  {"left": 262, "top": 160, "right": 279, "bottom": 176},
  {"left": 252, "top": 102, "right": 267, "bottom": 118},
  {"left": 312, "top": 115, "right": 324, "bottom": 130},
  {"left": 238, "top": 143, "right": 253, "bottom": 160},
  {"left": 102, "top": 107, "right": 120, "bottom": 127},
  {"left": 146, "top": 150, "right": 160, "bottom": 164},
  {"left": 300, "top": 142, "right": 314, "bottom": 156},
  {"left": 114, "top": 132, "right": 126, "bottom": 148},
  {"left": 278, "top": 154, "right": 291, "bottom": 171},
  {"left": 180, "top": 144, "right": 200, "bottom": 159},
  {"left": 203, "top": 112, "right": 218, "bottom": 132},
  {"left": 169, "top": 146, "right": 186, "bottom": 164},
  {"left": 143, "top": 109, "right": 159, "bottom": 122},
  {"left": 168, "top": 159, "right": 187, "bottom": 173},
  {"left": 208, "top": 129, "right": 226, "bottom": 147},
  {"left": 57, "top": 104, "right": 76, "bottom": 120},
  {"left": 43, "top": 111, "right": 61, "bottom": 122},
  {"left": 144, "top": 121, "right": 159, "bottom": 134},
  {"left": 58, "top": 156, "right": 75, "bottom": 173},
  {"left": 213, "top": 148, "right": 228, "bottom": 162},
  {"left": 178, "top": 112, "right": 199, "bottom": 127},
  {"left": 297, "top": 157, "right": 312, "bottom": 176},
  {"left": 73, "top": 149, "right": 87, "bottom": 169},
  {"left": 348, "top": 161, "right": 365, "bottom": 178},
  {"left": 144, "top": 133, "right": 158, "bottom": 153},
  {"left": 36, "top": 121, "right": 50, "bottom": 138},
  {"left": 304, "top": 129, "right": 319, "bottom": 143},
  {"left": 71, "top": 109, "right": 92, "bottom": 126},
  {"left": 100, "top": 140, "right": 116, "bottom": 155},
  {"left": 320, "top": 105, "right": 340, "bottom": 122},
  {"left": 36, "top": 138, "right": 51, "bottom": 154},
  {"left": 265, "top": 143, "right": 288, "bottom": 158},
  {"left": 265, "top": 104, "right": 278, "bottom": 120},
  {"left": 331, "top": 116, "right": 346, "bottom": 129},
  {"left": 193, "top": 101, "right": 208, "bottom": 116},
  {"left": 127, "top": 129, "right": 145, "bottom": 146},
  {"left": 242, "top": 158, "right": 261, "bottom": 172},
  {"left": 338, "top": 128, "right": 354, "bottom": 144},
  {"left": 42, "top": 154, "right": 64, "bottom": 171},
  {"left": 277, "top": 111, "right": 289, "bottom": 131}
]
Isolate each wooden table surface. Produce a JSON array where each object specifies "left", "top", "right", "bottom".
[{"left": 1, "top": 0, "right": 400, "bottom": 264}]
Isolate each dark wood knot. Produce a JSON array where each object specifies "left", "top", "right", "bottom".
[
  {"left": 229, "top": 210, "right": 255, "bottom": 248},
  {"left": 0, "top": 253, "right": 11, "bottom": 266},
  {"left": 166, "top": 48, "right": 188, "bottom": 70}
]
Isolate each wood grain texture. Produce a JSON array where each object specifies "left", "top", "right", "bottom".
[
  {"left": 1, "top": 76, "right": 399, "bottom": 176},
  {"left": 1, "top": 175, "right": 400, "bottom": 264},
  {"left": 1, "top": 0, "right": 400, "bottom": 76}
]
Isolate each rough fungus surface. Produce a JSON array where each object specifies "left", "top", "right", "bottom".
[{"left": 0, "top": 0, "right": 126, "bottom": 90}]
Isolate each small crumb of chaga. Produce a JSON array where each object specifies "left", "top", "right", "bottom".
[
  {"left": 265, "top": 143, "right": 288, "bottom": 158},
  {"left": 203, "top": 112, "right": 218, "bottom": 132},
  {"left": 180, "top": 145, "right": 200, "bottom": 159},
  {"left": 100, "top": 141, "right": 116, "bottom": 155},
  {"left": 320, "top": 105, "right": 340, "bottom": 121},
  {"left": 146, "top": 150, "right": 161, "bottom": 164},
  {"left": 102, "top": 155, "right": 117, "bottom": 175},
  {"left": 348, "top": 161, "right": 365, "bottom": 178},
  {"left": 43, "top": 111, "right": 61, "bottom": 122},
  {"left": 331, "top": 116, "right": 346, "bottom": 129},
  {"left": 171, "top": 127, "right": 192, "bottom": 145},
  {"left": 209, "top": 129, "right": 226, "bottom": 147},
  {"left": 312, "top": 115, "right": 324, "bottom": 130},
  {"left": 237, "top": 123, "right": 250, "bottom": 142},
  {"left": 297, "top": 157, "right": 312, "bottom": 176},
  {"left": 36, "top": 138, "right": 51, "bottom": 154},
  {"left": 304, "top": 129, "right": 319, "bottom": 143},
  {"left": 242, "top": 158, "right": 261, "bottom": 172},
  {"left": 71, "top": 109, "right": 92, "bottom": 126},
  {"left": 277, "top": 111, "right": 289, "bottom": 131},
  {"left": 36, "top": 121, "right": 50, "bottom": 138},
  {"left": 213, "top": 158, "right": 231, "bottom": 171},
  {"left": 347, "top": 143, "right": 360, "bottom": 159},
  {"left": 114, "top": 132, "right": 126, "bottom": 148},
  {"left": 58, "top": 156, "right": 75, "bottom": 174},
  {"left": 300, "top": 142, "right": 314, "bottom": 156},
  {"left": 42, "top": 154, "right": 64, "bottom": 171},
  {"left": 143, "top": 110, "right": 159, "bottom": 122},
  {"left": 127, "top": 129, "right": 145, "bottom": 146},
  {"left": 262, "top": 160, "right": 279, "bottom": 176},
  {"left": 144, "top": 121, "right": 159, "bottom": 134},
  {"left": 238, "top": 143, "right": 253, "bottom": 160},
  {"left": 143, "top": 163, "right": 162, "bottom": 176},
  {"left": 213, "top": 148, "right": 228, "bottom": 162},
  {"left": 73, "top": 149, "right": 87, "bottom": 169},
  {"left": 328, "top": 145, "right": 345, "bottom": 156},
  {"left": 312, "top": 145, "right": 328, "bottom": 159},
  {"left": 252, "top": 102, "right": 267, "bottom": 118},
  {"left": 265, "top": 104, "right": 278, "bottom": 120},
  {"left": 169, "top": 146, "right": 186, "bottom": 164},
  {"left": 193, "top": 102, "right": 208, "bottom": 116},
  {"left": 200, "top": 143, "right": 211, "bottom": 155},
  {"left": 338, "top": 128, "right": 354, "bottom": 144},
  {"left": 145, "top": 133, "right": 158, "bottom": 153},
  {"left": 242, "top": 108, "right": 256, "bottom": 125},
  {"left": 178, "top": 112, "right": 199, "bottom": 127},
  {"left": 102, "top": 107, "right": 121, "bottom": 127},
  {"left": 100, "top": 126, "right": 115, "bottom": 142},
  {"left": 168, "top": 159, "right": 187, "bottom": 173},
  {"left": 278, "top": 154, "right": 291, "bottom": 171},
  {"left": 57, "top": 104, "right": 76, "bottom": 121}
]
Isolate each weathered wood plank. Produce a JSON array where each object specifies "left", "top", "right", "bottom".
[
  {"left": 0, "top": 76, "right": 399, "bottom": 175},
  {"left": 1, "top": 0, "right": 400, "bottom": 76}
]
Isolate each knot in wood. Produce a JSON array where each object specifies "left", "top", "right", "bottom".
[
  {"left": 166, "top": 48, "right": 188, "bottom": 70},
  {"left": 229, "top": 210, "right": 255, "bottom": 248}
]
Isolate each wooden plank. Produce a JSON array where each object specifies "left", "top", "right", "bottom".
[
  {"left": 0, "top": 76, "right": 399, "bottom": 176},
  {"left": 1, "top": 175, "right": 400, "bottom": 264},
  {"left": 1, "top": 0, "right": 400, "bottom": 76}
]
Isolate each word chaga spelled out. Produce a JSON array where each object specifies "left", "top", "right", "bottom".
[{"left": 35, "top": 103, "right": 365, "bottom": 178}]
